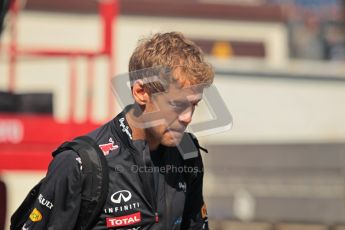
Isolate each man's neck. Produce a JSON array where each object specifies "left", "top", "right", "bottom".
[{"left": 125, "top": 106, "right": 160, "bottom": 151}]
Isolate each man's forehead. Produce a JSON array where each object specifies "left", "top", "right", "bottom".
[
  {"left": 185, "top": 93, "right": 202, "bottom": 103},
  {"left": 169, "top": 84, "right": 204, "bottom": 100}
]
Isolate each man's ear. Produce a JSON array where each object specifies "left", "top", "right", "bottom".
[{"left": 132, "top": 80, "right": 150, "bottom": 105}]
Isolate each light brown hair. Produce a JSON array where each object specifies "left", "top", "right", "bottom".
[{"left": 129, "top": 32, "right": 214, "bottom": 93}]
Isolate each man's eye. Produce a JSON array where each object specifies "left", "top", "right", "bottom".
[
  {"left": 169, "top": 101, "right": 178, "bottom": 107},
  {"left": 169, "top": 101, "right": 184, "bottom": 108}
]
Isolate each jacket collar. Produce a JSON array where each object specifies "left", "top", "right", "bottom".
[
  {"left": 112, "top": 105, "right": 204, "bottom": 160},
  {"left": 112, "top": 105, "right": 134, "bottom": 144},
  {"left": 111, "top": 105, "right": 150, "bottom": 152}
]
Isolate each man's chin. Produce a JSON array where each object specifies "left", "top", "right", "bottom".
[{"left": 161, "top": 133, "right": 183, "bottom": 147}]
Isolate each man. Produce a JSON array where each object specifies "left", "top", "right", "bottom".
[{"left": 21, "top": 32, "right": 214, "bottom": 229}]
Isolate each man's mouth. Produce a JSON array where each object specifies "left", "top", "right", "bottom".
[
  {"left": 167, "top": 128, "right": 185, "bottom": 133},
  {"left": 166, "top": 129, "right": 186, "bottom": 141}
]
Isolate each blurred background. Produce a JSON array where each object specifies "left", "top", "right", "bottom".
[{"left": 1, "top": 0, "right": 345, "bottom": 229}]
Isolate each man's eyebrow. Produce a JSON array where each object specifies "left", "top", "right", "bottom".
[
  {"left": 189, "top": 98, "right": 202, "bottom": 104},
  {"left": 171, "top": 98, "right": 200, "bottom": 105},
  {"left": 171, "top": 95, "right": 202, "bottom": 104}
]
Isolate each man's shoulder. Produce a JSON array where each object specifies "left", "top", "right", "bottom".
[
  {"left": 50, "top": 149, "right": 81, "bottom": 169},
  {"left": 84, "top": 120, "right": 122, "bottom": 157},
  {"left": 86, "top": 119, "right": 116, "bottom": 142}
]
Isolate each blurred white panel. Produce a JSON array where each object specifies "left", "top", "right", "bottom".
[{"left": 199, "top": 75, "right": 345, "bottom": 144}]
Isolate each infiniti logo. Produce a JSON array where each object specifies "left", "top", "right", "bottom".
[{"left": 111, "top": 190, "right": 132, "bottom": 204}]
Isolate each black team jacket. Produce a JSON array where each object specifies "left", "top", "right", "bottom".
[{"left": 21, "top": 108, "right": 209, "bottom": 230}]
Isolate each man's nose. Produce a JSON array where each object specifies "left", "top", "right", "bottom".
[{"left": 178, "top": 107, "right": 193, "bottom": 124}]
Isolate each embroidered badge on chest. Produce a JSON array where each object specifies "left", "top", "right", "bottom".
[{"left": 99, "top": 137, "right": 119, "bottom": 156}]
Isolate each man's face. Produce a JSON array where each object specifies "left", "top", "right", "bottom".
[{"left": 143, "top": 82, "right": 204, "bottom": 147}]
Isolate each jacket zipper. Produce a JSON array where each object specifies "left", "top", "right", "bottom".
[
  {"left": 154, "top": 160, "right": 160, "bottom": 223},
  {"left": 111, "top": 115, "right": 159, "bottom": 224},
  {"left": 164, "top": 155, "right": 171, "bottom": 229},
  {"left": 155, "top": 212, "right": 159, "bottom": 222},
  {"left": 164, "top": 182, "right": 170, "bottom": 229},
  {"left": 128, "top": 144, "right": 159, "bottom": 224}
]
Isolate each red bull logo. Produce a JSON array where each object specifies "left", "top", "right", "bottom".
[{"left": 99, "top": 137, "right": 118, "bottom": 156}]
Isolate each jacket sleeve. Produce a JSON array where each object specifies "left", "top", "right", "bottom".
[
  {"left": 181, "top": 153, "right": 209, "bottom": 230},
  {"left": 21, "top": 150, "right": 83, "bottom": 230}
]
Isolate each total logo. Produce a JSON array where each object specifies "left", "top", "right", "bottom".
[
  {"left": 106, "top": 212, "right": 141, "bottom": 228},
  {"left": 111, "top": 190, "right": 132, "bottom": 204}
]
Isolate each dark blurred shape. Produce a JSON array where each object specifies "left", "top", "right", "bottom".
[
  {"left": 22, "top": 0, "right": 284, "bottom": 22},
  {"left": 0, "top": 180, "right": 6, "bottom": 230},
  {"left": 24, "top": 0, "right": 98, "bottom": 14},
  {"left": 208, "top": 220, "right": 330, "bottom": 230},
  {"left": 193, "top": 39, "right": 265, "bottom": 58},
  {"left": 280, "top": 0, "right": 345, "bottom": 60},
  {"left": 0, "top": 91, "right": 17, "bottom": 112},
  {"left": 288, "top": 13, "right": 324, "bottom": 60},
  {"left": 324, "top": 21, "right": 345, "bottom": 60},
  {"left": 333, "top": 225, "right": 345, "bottom": 230},
  {"left": 17, "top": 93, "right": 53, "bottom": 114},
  {"left": 119, "top": 0, "right": 284, "bottom": 21},
  {"left": 221, "top": 220, "right": 272, "bottom": 230},
  {"left": 0, "top": 0, "right": 11, "bottom": 34},
  {"left": 205, "top": 143, "right": 345, "bottom": 223},
  {"left": 275, "top": 223, "right": 327, "bottom": 230},
  {"left": 0, "top": 91, "right": 53, "bottom": 114}
]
